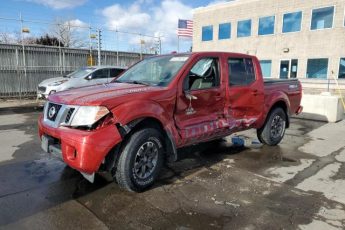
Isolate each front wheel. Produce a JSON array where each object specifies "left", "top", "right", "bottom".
[
  {"left": 257, "top": 107, "right": 287, "bottom": 146},
  {"left": 114, "top": 128, "right": 164, "bottom": 192}
]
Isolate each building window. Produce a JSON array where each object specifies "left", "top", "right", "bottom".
[
  {"left": 202, "top": 25, "right": 213, "bottom": 41},
  {"left": 282, "top": 11, "right": 302, "bottom": 33},
  {"left": 306, "top": 58, "right": 329, "bottom": 79},
  {"left": 237, "top": 19, "right": 251, "bottom": 37},
  {"left": 218, "top": 23, "right": 231, "bottom": 40},
  {"left": 259, "top": 60, "right": 272, "bottom": 78},
  {"left": 311, "top": 6, "right": 334, "bottom": 30},
  {"left": 339, "top": 58, "right": 345, "bottom": 79},
  {"left": 258, "top": 16, "right": 275, "bottom": 35}
]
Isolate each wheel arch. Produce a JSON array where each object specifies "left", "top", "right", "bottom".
[{"left": 103, "top": 116, "right": 178, "bottom": 172}]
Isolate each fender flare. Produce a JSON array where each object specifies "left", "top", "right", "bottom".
[{"left": 110, "top": 100, "right": 179, "bottom": 161}]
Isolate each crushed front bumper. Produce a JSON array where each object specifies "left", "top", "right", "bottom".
[{"left": 38, "top": 116, "right": 122, "bottom": 177}]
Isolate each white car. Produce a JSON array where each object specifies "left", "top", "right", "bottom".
[{"left": 37, "top": 66, "right": 126, "bottom": 99}]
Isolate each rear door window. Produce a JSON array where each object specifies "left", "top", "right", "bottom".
[
  {"left": 228, "top": 58, "right": 256, "bottom": 86},
  {"left": 92, "top": 69, "right": 109, "bottom": 79},
  {"left": 110, "top": 68, "right": 124, "bottom": 78}
]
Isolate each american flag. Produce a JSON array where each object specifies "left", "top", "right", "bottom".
[{"left": 177, "top": 19, "right": 193, "bottom": 37}]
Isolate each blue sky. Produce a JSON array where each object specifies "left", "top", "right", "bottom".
[{"left": 0, "top": 0, "right": 230, "bottom": 53}]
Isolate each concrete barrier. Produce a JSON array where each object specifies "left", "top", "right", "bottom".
[{"left": 299, "top": 93, "right": 344, "bottom": 122}]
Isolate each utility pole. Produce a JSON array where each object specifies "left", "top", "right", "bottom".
[
  {"left": 177, "top": 35, "right": 180, "bottom": 53},
  {"left": 88, "top": 24, "right": 92, "bottom": 66},
  {"left": 116, "top": 28, "right": 119, "bottom": 66},
  {"left": 140, "top": 35, "right": 144, "bottom": 60},
  {"left": 158, "top": 37, "right": 162, "bottom": 55},
  {"left": 97, "top": 29, "right": 102, "bottom": 66},
  {"left": 19, "top": 12, "right": 27, "bottom": 100}
]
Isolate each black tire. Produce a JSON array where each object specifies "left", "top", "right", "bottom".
[
  {"left": 114, "top": 128, "right": 164, "bottom": 192},
  {"left": 257, "top": 107, "right": 287, "bottom": 146}
]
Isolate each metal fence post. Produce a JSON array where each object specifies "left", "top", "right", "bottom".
[
  {"left": 15, "top": 48, "right": 20, "bottom": 98},
  {"left": 58, "top": 35, "right": 62, "bottom": 75},
  {"left": 97, "top": 29, "right": 101, "bottom": 66},
  {"left": 20, "top": 13, "right": 28, "bottom": 100},
  {"left": 63, "top": 50, "right": 65, "bottom": 73}
]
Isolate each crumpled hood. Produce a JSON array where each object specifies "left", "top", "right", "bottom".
[{"left": 48, "top": 82, "right": 163, "bottom": 108}]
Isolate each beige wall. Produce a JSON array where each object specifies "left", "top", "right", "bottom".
[{"left": 193, "top": 0, "right": 345, "bottom": 87}]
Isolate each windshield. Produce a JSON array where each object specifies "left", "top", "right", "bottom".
[
  {"left": 67, "top": 68, "right": 95, "bottom": 78},
  {"left": 116, "top": 55, "right": 190, "bottom": 86}
]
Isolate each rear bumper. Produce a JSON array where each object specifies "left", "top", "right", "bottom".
[{"left": 38, "top": 116, "right": 122, "bottom": 174}]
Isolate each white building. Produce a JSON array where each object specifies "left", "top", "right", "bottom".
[{"left": 193, "top": 0, "right": 345, "bottom": 94}]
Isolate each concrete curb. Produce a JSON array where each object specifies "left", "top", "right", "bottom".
[{"left": 0, "top": 100, "right": 44, "bottom": 113}]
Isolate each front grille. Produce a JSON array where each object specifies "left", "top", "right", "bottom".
[
  {"left": 65, "top": 108, "right": 75, "bottom": 123},
  {"left": 46, "top": 103, "right": 62, "bottom": 122},
  {"left": 38, "top": 86, "right": 46, "bottom": 93}
]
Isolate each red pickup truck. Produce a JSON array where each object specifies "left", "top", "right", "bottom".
[{"left": 38, "top": 52, "right": 302, "bottom": 192}]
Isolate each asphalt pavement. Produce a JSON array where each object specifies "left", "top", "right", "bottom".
[{"left": 0, "top": 106, "right": 344, "bottom": 230}]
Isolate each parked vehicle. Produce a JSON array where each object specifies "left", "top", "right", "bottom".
[
  {"left": 37, "top": 66, "right": 126, "bottom": 99},
  {"left": 38, "top": 52, "right": 303, "bottom": 192}
]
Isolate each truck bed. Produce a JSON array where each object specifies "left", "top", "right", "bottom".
[{"left": 263, "top": 78, "right": 302, "bottom": 115}]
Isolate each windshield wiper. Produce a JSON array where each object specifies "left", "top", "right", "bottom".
[{"left": 125, "top": 80, "right": 151, "bottom": 86}]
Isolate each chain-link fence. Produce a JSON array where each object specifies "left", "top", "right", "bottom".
[{"left": 0, "top": 15, "right": 161, "bottom": 98}]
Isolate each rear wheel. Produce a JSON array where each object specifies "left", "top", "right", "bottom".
[
  {"left": 257, "top": 107, "right": 287, "bottom": 146},
  {"left": 114, "top": 128, "right": 164, "bottom": 192}
]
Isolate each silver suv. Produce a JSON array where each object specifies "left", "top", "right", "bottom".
[{"left": 37, "top": 66, "right": 126, "bottom": 99}]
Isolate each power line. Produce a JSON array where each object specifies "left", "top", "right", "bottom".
[{"left": 0, "top": 16, "right": 162, "bottom": 39}]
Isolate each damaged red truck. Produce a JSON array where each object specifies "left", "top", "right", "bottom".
[{"left": 38, "top": 52, "right": 302, "bottom": 192}]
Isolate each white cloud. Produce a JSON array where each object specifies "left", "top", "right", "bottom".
[
  {"left": 102, "top": 3, "right": 150, "bottom": 31},
  {"left": 65, "top": 19, "right": 88, "bottom": 28},
  {"left": 27, "top": 0, "right": 87, "bottom": 9},
  {"left": 61, "top": 19, "right": 89, "bottom": 34},
  {"left": 100, "top": 0, "right": 193, "bottom": 52}
]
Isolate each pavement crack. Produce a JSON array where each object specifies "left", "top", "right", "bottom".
[{"left": 74, "top": 199, "right": 110, "bottom": 229}]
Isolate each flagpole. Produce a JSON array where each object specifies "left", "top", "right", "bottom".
[{"left": 177, "top": 35, "right": 180, "bottom": 53}]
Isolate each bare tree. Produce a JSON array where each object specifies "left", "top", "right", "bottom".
[
  {"left": 50, "top": 19, "right": 88, "bottom": 48},
  {"left": 0, "top": 32, "right": 18, "bottom": 44},
  {"left": 0, "top": 31, "right": 36, "bottom": 45}
]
